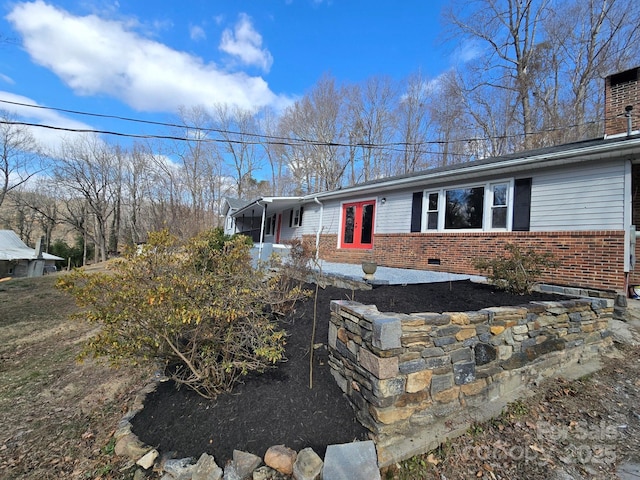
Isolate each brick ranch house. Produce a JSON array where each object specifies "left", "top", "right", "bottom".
[{"left": 224, "top": 66, "right": 640, "bottom": 295}]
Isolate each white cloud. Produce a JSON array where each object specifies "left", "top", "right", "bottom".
[
  {"left": 6, "top": 1, "right": 289, "bottom": 113},
  {"left": 452, "top": 39, "right": 483, "bottom": 64},
  {"left": 0, "top": 91, "right": 96, "bottom": 152},
  {"left": 219, "top": 13, "right": 273, "bottom": 72},
  {"left": 0, "top": 73, "right": 15, "bottom": 85},
  {"left": 189, "top": 24, "right": 206, "bottom": 42}
]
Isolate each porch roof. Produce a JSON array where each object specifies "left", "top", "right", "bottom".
[{"left": 232, "top": 196, "right": 305, "bottom": 217}]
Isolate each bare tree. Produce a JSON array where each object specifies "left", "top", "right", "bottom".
[
  {"left": 544, "top": 0, "right": 640, "bottom": 140},
  {"left": 120, "top": 142, "right": 152, "bottom": 245},
  {"left": 395, "top": 71, "right": 435, "bottom": 174},
  {"left": 444, "top": 0, "right": 640, "bottom": 149},
  {"left": 444, "top": 0, "right": 550, "bottom": 150},
  {"left": 259, "top": 107, "right": 288, "bottom": 196},
  {"left": 425, "top": 70, "right": 473, "bottom": 166},
  {"left": 148, "top": 145, "right": 191, "bottom": 238},
  {"left": 54, "top": 136, "right": 120, "bottom": 263},
  {"left": 278, "top": 74, "right": 350, "bottom": 193},
  {"left": 8, "top": 180, "right": 60, "bottom": 250},
  {"left": 211, "top": 104, "right": 263, "bottom": 199},
  {"left": 0, "top": 110, "right": 43, "bottom": 209},
  {"left": 169, "top": 106, "right": 218, "bottom": 235},
  {"left": 5, "top": 189, "right": 38, "bottom": 245},
  {"left": 346, "top": 76, "right": 397, "bottom": 181}
]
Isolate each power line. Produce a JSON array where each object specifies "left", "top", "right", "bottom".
[{"left": 0, "top": 98, "right": 606, "bottom": 155}]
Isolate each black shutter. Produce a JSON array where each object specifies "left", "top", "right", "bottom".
[
  {"left": 410, "top": 192, "right": 423, "bottom": 232},
  {"left": 299, "top": 206, "right": 304, "bottom": 226},
  {"left": 512, "top": 178, "right": 532, "bottom": 231},
  {"left": 289, "top": 210, "right": 293, "bottom": 228}
]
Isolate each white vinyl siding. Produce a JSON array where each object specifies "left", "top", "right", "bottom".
[
  {"left": 375, "top": 191, "right": 413, "bottom": 233},
  {"left": 299, "top": 201, "right": 342, "bottom": 237},
  {"left": 277, "top": 210, "right": 299, "bottom": 242},
  {"left": 529, "top": 161, "right": 627, "bottom": 231}
]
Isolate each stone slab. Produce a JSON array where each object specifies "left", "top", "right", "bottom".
[
  {"left": 616, "top": 458, "right": 640, "bottom": 480},
  {"left": 322, "top": 441, "right": 380, "bottom": 480},
  {"left": 372, "top": 316, "right": 402, "bottom": 350}
]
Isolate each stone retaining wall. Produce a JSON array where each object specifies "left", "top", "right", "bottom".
[{"left": 327, "top": 297, "right": 614, "bottom": 467}]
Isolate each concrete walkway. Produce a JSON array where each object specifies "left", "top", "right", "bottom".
[{"left": 315, "top": 261, "right": 486, "bottom": 286}]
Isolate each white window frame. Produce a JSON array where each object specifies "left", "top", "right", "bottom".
[
  {"left": 292, "top": 208, "right": 302, "bottom": 227},
  {"left": 423, "top": 191, "right": 441, "bottom": 230},
  {"left": 265, "top": 214, "right": 276, "bottom": 235},
  {"left": 487, "top": 182, "right": 511, "bottom": 230},
  {"left": 421, "top": 179, "right": 514, "bottom": 232}
]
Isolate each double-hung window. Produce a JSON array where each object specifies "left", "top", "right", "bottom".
[
  {"left": 289, "top": 207, "right": 304, "bottom": 227},
  {"left": 490, "top": 183, "right": 509, "bottom": 229},
  {"left": 426, "top": 192, "right": 439, "bottom": 230}
]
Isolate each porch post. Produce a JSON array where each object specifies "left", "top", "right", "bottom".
[{"left": 258, "top": 201, "right": 267, "bottom": 261}]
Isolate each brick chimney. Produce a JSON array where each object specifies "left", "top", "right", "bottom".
[{"left": 605, "top": 66, "right": 640, "bottom": 137}]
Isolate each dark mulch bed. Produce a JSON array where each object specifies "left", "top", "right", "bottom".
[{"left": 131, "top": 280, "right": 562, "bottom": 464}]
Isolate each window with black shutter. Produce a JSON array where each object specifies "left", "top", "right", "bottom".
[
  {"left": 410, "top": 192, "right": 423, "bottom": 232},
  {"left": 512, "top": 178, "right": 532, "bottom": 231}
]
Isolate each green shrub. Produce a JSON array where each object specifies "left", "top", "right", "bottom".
[
  {"left": 473, "top": 243, "right": 558, "bottom": 294},
  {"left": 57, "top": 228, "right": 304, "bottom": 399}
]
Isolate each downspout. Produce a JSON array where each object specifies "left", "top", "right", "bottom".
[
  {"left": 257, "top": 200, "right": 267, "bottom": 262},
  {"left": 314, "top": 197, "right": 324, "bottom": 261}
]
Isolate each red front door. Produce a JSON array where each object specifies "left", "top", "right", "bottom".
[{"left": 341, "top": 201, "right": 375, "bottom": 249}]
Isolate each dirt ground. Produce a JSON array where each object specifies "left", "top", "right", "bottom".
[
  {"left": 0, "top": 273, "right": 153, "bottom": 480},
  {"left": 2, "top": 272, "right": 639, "bottom": 480}
]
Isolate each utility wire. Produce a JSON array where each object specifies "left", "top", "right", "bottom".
[{"left": 0, "top": 98, "right": 610, "bottom": 154}]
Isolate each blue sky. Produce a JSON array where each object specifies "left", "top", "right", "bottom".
[{"left": 0, "top": 0, "right": 458, "bottom": 151}]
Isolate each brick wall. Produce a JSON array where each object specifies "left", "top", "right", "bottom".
[
  {"left": 305, "top": 231, "right": 626, "bottom": 292},
  {"left": 605, "top": 67, "right": 640, "bottom": 136}
]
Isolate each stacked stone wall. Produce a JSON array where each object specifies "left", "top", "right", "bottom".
[{"left": 328, "top": 297, "right": 614, "bottom": 466}]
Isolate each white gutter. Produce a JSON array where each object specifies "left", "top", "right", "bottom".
[
  {"left": 257, "top": 200, "right": 269, "bottom": 262},
  {"left": 314, "top": 197, "right": 324, "bottom": 261},
  {"left": 232, "top": 196, "right": 304, "bottom": 218}
]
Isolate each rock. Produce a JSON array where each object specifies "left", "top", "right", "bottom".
[
  {"left": 114, "top": 433, "right": 150, "bottom": 460},
  {"left": 323, "top": 441, "right": 380, "bottom": 480},
  {"left": 164, "top": 457, "right": 196, "bottom": 480},
  {"left": 193, "top": 453, "right": 223, "bottom": 480},
  {"left": 474, "top": 343, "right": 496, "bottom": 365},
  {"left": 226, "top": 450, "right": 262, "bottom": 479},
  {"left": 252, "top": 465, "right": 288, "bottom": 479},
  {"left": 372, "top": 316, "right": 402, "bottom": 350},
  {"left": 264, "top": 445, "right": 297, "bottom": 475},
  {"left": 406, "top": 369, "right": 432, "bottom": 393},
  {"left": 292, "top": 447, "right": 323, "bottom": 480},
  {"left": 453, "top": 361, "right": 476, "bottom": 385},
  {"left": 609, "top": 319, "right": 640, "bottom": 346},
  {"left": 223, "top": 464, "right": 242, "bottom": 480},
  {"left": 136, "top": 449, "right": 159, "bottom": 469}
]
